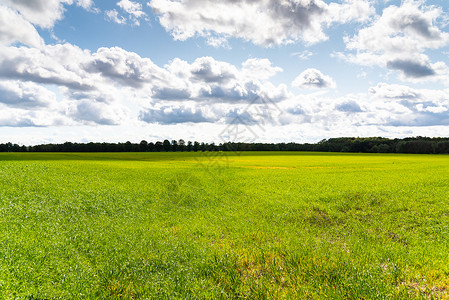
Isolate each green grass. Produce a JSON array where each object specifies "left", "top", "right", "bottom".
[{"left": 1, "top": 152, "right": 449, "bottom": 299}]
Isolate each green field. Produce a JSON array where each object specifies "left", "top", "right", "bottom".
[{"left": 1, "top": 152, "right": 449, "bottom": 299}]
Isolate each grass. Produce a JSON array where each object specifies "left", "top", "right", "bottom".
[{"left": 1, "top": 151, "right": 449, "bottom": 299}]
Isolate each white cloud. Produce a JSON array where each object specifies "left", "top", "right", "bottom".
[
  {"left": 106, "top": 9, "right": 126, "bottom": 24},
  {"left": 206, "top": 36, "right": 230, "bottom": 49},
  {"left": 346, "top": 1, "right": 449, "bottom": 57},
  {"left": 157, "top": 56, "right": 289, "bottom": 103},
  {"left": 242, "top": 58, "right": 282, "bottom": 80},
  {"left": 84, "top": 46, "right": 170, "bottom": 87},
  {"left": 118, "top": 0, "right": 145, "bottom": 18},
  {"left": 107, "top": 0, "right": 148, "bottom": 26},
  {"left": 344, "top": 0, "right": 449, "bottom": 81},
  {"left": 355, "top": 83, "right": 449, "bottom": 126},
  {"left": 278, "top": 81, "right": 449, "bottom": 132},
  {"left": 0, "top": 0, "right": 95, "bottom": 28},
  {"left": 327, "top": 0, "right": 373, "bottom": 24},
  {"left": 0, "top": 43, "right": 134, "bottom": 126},
  {"left": 138, "top": 99, "right": 285, "bottom": 127},
  {"left": 0, "top": 108, "right": 67, "bottom": 127},
  {"left": 0, "top": 5, "right": 44, "bottom": 48},
  {"left": 0, "top": 44, "right": 95, "bottom": 90},
  {"left": 0, "top": 80, "right": 56, "bottom": 108},
  {"left": 140, "top": 104, "right": 216, "bottom": 124},
  {"left": 369, "top": 82, "right": 420, "bottom": 99},
  {"left": 335, "top": 100, "right": 363, "bottom": 112},
  {"left": 189, "top": 56, "right": 238, "bottom": 84},
  {"left": 149, "top": 0, "right": 374, "bottom": 47},
  {"left": 369, "top": 82, "right": 449, "bottom": 104},
  {"left": 67, "top": 99, "right": 129, "bottom": 125},
  {"left": 76, "top": 0, "right": 95, "bottom": 11},
  {"left": 0, "top": 43, "right": 286, "bottom": 105},
  {"left": 0, "top": 0, "right": 69, "bottom": 28},
  {"left": 60, "top": 87, "right": 120, "bottom": 104},
  {"left": 291, "top": 50, "right": 313, "bottom": 60},
  {"left": 0, "top": 82, "right": 72, "bottom": 127},
  {"left": 0, "top": 40, "right": 291, "bottom": 127},
  {"left": 292, "top": 68, "right": 336, "bottom": 89},
  {"left": 6, "top": 37, "right": 447, "bottom": 132}
]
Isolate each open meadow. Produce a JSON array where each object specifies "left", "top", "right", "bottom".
[{"left": 1, "top": 152, "right": 449, "bottom": 299}]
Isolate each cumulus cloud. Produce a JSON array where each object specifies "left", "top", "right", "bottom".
[
  {"left": 0, "top": 0, "right": 95, "bottom": 28},
  {"left": 0, "top": 83, "right": 128, "bottom": 127},
  {"left": 0, "top": 5, "right": 44, "bottom": 48},
  {"left": 385, "top": 111, "right": 449, "bottom": 127},
  {"left": 60, "top": 87, "right": 120, "bottom": 104},
  {"left": 0, "top": 109, "right": 56, "bottom": 127},
  {"left": 139, "top": 99, "right": 285, "bottom": 126},
  {"left": 118, "top": 0, "right": 145, "bottom": 18},
  {"left": 106, "top": 0, "right": 148, "bottom": 26},
  {"left": 149, "top": 0, "right": 374, "bottom": 47},
  {"left": 292, "top": 68, "right": 336, "bottom": 89},
  {"left": 335, "top": 100, "right": 363, "bottom": 112},
  {"left": 67, "top": 99, "right": 129, "bottom": 125},
  {"left": 242, "top": 58, "right": 283, "bottom": 80},
  {"left": 0, "top": 0, "right": 97, "bottom": 47},
  {"left": 151, "top": 87, "right": 191, "bottom": 100},
  {"left": 224, "top": 108, "right": 260, "bottom": 126},
  {"left": 139, "top": 105, "right": 216, "bottom": 124},
  {"left": 105, "top": 9, "right": 126, "bottom": 24},
  {"left": 369, "top": 83, "right": 449, "bottom": 105},
  {"left": 199, "top": 82, "right": 257, "bottom": 102},
  {"left": 346, "top": 1, "right": 449, "bottom": 57},
  {"left": 327, "top": 0, "right": 373, "bottom": 24},
  {"left": 205, "top": 36, "right": 230, "bottom": 49},
  {"left": 83, "top": 46, "right": 169, "bottom": 88},
  {"left": 366, "top": 82, "right": 449, "bottom": 126},
  {"left": 76, "top": 0, "right": 95, "bottom": 10},
  {"left": 369, "top": 82, "right": 419, "bottom": 99},
  {"left": 0, "top": 43, "right": 135, "bottom": 127},
  {"left": 0, "top": 41, "right": 288, "bottom": 106},
  {"left": 0, "top": 80, "right": 56, "bottom": 108},
  {"left": 0, "top": 0, "right": 69, "bottom": 28},
  {"left": 0, "top": 44, "right": 95, "bottom": 90},
  {"left": 344, "top": 0, "right": 449, "bottom": 81},
  {"left": 0, "top": 36, "right": 291, "bottom": 127},
  {"left": 160, "top": 56, "right": 289, "bottom": 103},
  {"left": 386, "top": 58, "right": 435, "bottom": 78},
  {"left": 190, "top": 56, "right": 238, "bottom": 83},
  {"left": 276, "top": 81, "right": 449, "bottom": 133}
]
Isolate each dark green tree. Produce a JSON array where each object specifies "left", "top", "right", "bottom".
[
  {"left": 163, "top": 139, "right": 171, "bottom": 152},
  {"left": 171, "top": 140, "right": 178, "bottom": 152},
  {"left": 140, "top": 140, "right": 148, "bottom": 152}
]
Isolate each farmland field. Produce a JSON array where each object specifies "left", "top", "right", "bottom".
[{"left": 1, "top": 152, "right": 449, "bottom": 299}]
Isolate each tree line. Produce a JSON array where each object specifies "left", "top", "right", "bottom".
[{"left": 1, "top": 137, "right": 449, "bottom": 154}]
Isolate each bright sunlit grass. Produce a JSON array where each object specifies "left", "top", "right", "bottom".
[{"left": 1, "top": 152, "right": 449, "bottom": 298}]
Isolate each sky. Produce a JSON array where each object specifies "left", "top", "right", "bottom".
[{"left": 0, "top": 0, "right": 449, "bottom": 145}]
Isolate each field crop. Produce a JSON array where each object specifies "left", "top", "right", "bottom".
[{"left": 1, "top": 152, "right": 449, "bottom": 299}]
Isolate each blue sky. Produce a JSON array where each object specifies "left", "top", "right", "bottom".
[{"left": 0, "top": 0, "right": 448, "bottom": 145}]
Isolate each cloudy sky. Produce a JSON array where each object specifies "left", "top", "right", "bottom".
[{"left": 0, "top": 0, "right": 448, "bottom": 145}]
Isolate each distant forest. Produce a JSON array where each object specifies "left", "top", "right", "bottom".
[{"left": 2, "top": 137, "right": 449, "bottom": 154}]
